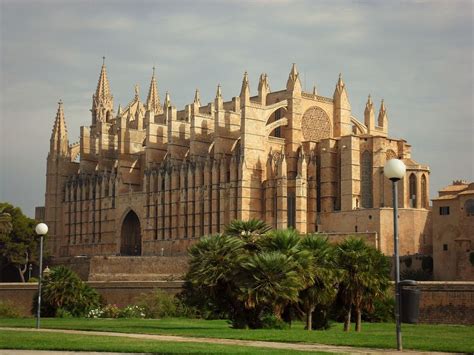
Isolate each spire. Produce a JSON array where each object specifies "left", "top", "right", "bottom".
[
  {"left": 286, "top": 63, "right": 302, "bottom": 93},
  {"left": 117, "top": 104, "right": 122, "bottom": 117},
  {"left": 146, "top": 66, "right": 162, "bottom": 114},
  {"left": 364, "top": 95, "right": 375, "bottom": 133},
  {"left": 194, "top": 88, "right": 201, "bottom": 106},
  {"left": 378, "top": 99, "right": 388, "bottom": 128},
  {"left": 50, "top": 100, "right": 69, "bottom": 157},
  {"left": 333, "top": 72, "right": 350, "bottom": 109},
  {"left": 92, "top": 57, "right": 114, "bottom": 123},
  {"left": 312, "top": 85, "right": 318, "bottom": 95},
  {"left": 216, "top": 84, "right": 222, "bottom": 99},
  {"left": 164, "top": 92, "right": 171, "bottom": 108},
  {"left": 95, "top": 57, "right": 111, "bottom": 100},
  {"left": 240, "top": 71, "right": 250, "bottom": 100},
  {"left": 336, "top": 73, "right": 344, "bottom": 90}
]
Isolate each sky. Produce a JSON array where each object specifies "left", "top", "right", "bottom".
[{"left": 0, "top": 0, "right": 473, "bottom": 217}]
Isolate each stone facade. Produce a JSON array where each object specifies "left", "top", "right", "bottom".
[
  {"left": 432, "top": 180, "right": 474, "bottom": 280},
  {"left": 42, "top": 62, "right": 432, "bottom": 263}
]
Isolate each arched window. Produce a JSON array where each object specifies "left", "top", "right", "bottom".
[
  {"left": 360, "top": 151, "right": 373, "bottom": 208},
  {"left": 421, "top": 174, "right": 428, "bottom": 208},
  {"left": 409, "top": 174, "right": 417, "bottom": 208},
  {"left": 465, "top": 199, "right": 474, "bottom": 217}
]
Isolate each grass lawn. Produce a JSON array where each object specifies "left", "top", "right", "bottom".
[
  {"left": 0, "top": 329, "right": 317, "bottom": 354},
  {"left": 1, "top": 317, "right": 473, "bottom": 353}
]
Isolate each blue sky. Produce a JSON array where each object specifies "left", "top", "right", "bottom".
[{"left": 0, "top": 0, "right": 472, "bottom": 217}]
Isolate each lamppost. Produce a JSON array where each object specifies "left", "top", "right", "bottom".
[
  {"left": 35, "top": 222, "right": 48, "bottom": 329},
  {"left": 383, "top": 158, "right": 406, "bottom": 351}
]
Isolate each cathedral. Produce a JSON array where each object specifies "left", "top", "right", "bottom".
[{"left": 42, "top": 61, "right": 432, "bottom": 263}]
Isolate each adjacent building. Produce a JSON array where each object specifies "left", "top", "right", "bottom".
[{"left": 432, "top": 180, "right": 474, "bottom": 280}]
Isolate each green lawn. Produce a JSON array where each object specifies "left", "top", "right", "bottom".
[
  {"left": 1, "top": 317, "right": 473, "bottom": 353},
  {"left": 0, "top": 329, "right": 317, "bottom": 354}
]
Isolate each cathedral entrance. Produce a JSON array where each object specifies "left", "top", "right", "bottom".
[{"left": 120, "top": 210, "right": 141, "bottom": 256}]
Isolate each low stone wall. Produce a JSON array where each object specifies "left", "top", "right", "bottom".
[
  {"left": 1, "top": 281, "right": 472, "bottom": 325},
  {"left": 0, "top": 281, "right": 184, "bottom": 317},
  {"left": 415, "top": 281, "right": 474, "bottom": 325}
]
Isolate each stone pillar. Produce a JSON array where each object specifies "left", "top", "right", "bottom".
[
  {"left": 187, "top": 164, "right": 195, "bottom": 238},
  {"left": 229, "top": 155, "right": 238, "bottom": 222},
  {"left": 340, "top": 136, "right": 360, "bottom": 211},
  {"left": 276, "top": 155, "right": 288, "bottom": 229},
  {"left": 194, "top": 163, "right": 203, "bottom": 238},
  {"left": 295, "top": 154, "right": 307, "bottom": 234},
  {"left": 320, "top": 139, "right": 337, "bottom": 213},
  {"left": 219, "top": 158, "right": 227, "bottom": 230},
  {"left": 211, "top": 159, "right": 219, "bottom": 233},
  {"left": 203, "top": 159, "right": 212, "bottom": 235},
  {"left": 164, "top": 171, "right": 171, "bottom": 239},
  {"left": 307, "top": 155, "right": 317, "bottom": 233}
]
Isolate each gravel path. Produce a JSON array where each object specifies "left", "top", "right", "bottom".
[{"left": 0, "top": 327, "right": 457, "bottom": 354}]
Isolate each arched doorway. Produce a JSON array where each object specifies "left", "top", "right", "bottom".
[{"left": 120, "top": 210, "right": 141, "bottom": 256}]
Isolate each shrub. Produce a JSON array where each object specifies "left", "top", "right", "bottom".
[
  {"left": 102, "top": 304, "right": 120, "bottom": 318},
  {"left": 137, "top": 290, "right": 177, "bottom": 318},
  {"left": 86, "top": 307, "right": 104, "bottom": 319},
  {"left": 260, "top": 312, "right": 289, "bottom": 329},
  {"left": 362, "top": 295, "right": 395, "bottom": 322},
  {"left": 32, "top": 266, "right": 101, "bottom": 317},
  {"left": 421, "top": 256, "right": 433, "bottom": 272},
  {"left": 28, "top": 277, "right": 38, "bottom": 283},
  {"left": 118, "top": 305, "right": 146, "bottom": 318},
  {"left": 401, "top": 269, "right": 433, "bottom": 281},
  {"left": 0, "top": 300, "right": 21, "bottom": 318},
  {"left": 56, "top": 308, "right": 73, "bottom": 318}
]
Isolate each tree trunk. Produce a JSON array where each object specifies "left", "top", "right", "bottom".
[
  {"left": 16, "top": 265, "right": 25, "bottom": 283},
  {"left": 343, "top": 306, "right": 351, "bottom": 332},
  {"left": 355, "top": 308, "right": 362, "bottom": 332},
  {"left": 306, "top": 306, "right": 315, "bottom": 331}
]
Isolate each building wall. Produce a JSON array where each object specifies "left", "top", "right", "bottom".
[
  {"left": 432, "top": 182, "right": 474, "bottom": 281},
  {"left": 41, "top": 65, "right": 432, "bottom": 264}
]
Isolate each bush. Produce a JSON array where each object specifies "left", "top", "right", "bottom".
[
  {"left": 362, "top": 295, "right": 395, "bottom": 323},
  {"left": 102, "top": 304, "right": 120, "bottom": 318},
  {"left": 118, "top": 305, "right": 146, "bottom": 318},
  {"left": 137, "top": 290, "right": 177, "bottom": 318},
  {"left": 0, "top": 300, "right": 21, "bottom": 318},
  {"left": 421, "top": 256, "right": 433, "bottom": 272},
  {"left": 28, "top": 277, "right": 38, "bottom": 283},
  {"left": 401, "top": 269, "right": 433, "bottom": 281},
  {"left": 260, "top": 312, "right": 289, "bottom": 329},
  {"left": 32, "top": 266, "right": 101, "bottom": 317}
]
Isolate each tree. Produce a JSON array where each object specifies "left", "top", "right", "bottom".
[
  {"left": 186, "top": 234, "right": 250, "bottom": 325},
  {"left": 0, "top": 202, "right": 37, "bottom": 282},
  {"left": 225, "top": 219, "right": 271, "bottom": 250},
  {"left": 239, "top": 251, "right": 303, "bottom": 320},
  {"left": 32, "top": 266, "right": 101, "bottom": 317},
  {"left": 335, "top": 237, "right": 390, "bottom": 332},
  {"left": 299, "top": 234, "right": 337, "bottom": 330}
]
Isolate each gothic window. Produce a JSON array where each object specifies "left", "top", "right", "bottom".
[
  {"left": 409, "top": 174, "right": 417, "bottom": 208},
  {"left": 301, "top": 106, "right": 331, "bottom": 142},
  {"left": 465, "top": 199, "right": 474, "bottom": 217},
  {"left": 273, "top": 109, "right": 282, "bottom": 138},
  {"left": 421, "top": 174, "right": 428, "bottom": 209},
  {"left": 361, "top": 150, "right": 373, "bottom": 208}
]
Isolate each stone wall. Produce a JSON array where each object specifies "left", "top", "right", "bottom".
[
  {"left": 415, "top": 281, "right": 474, "bottom": 325},
  {"left": 2, "top": 280, "right": 472, "bottom": 324},
  {"left": 0, "top": 281, "right": 184, "bottom": 317}
]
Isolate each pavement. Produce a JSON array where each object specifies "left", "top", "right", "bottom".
[{"left": 0, "top": 327, "right": 461, "bottom": 354}]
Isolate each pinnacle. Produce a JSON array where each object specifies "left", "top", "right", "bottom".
[
  {"left": 216, "top": 84, "right": 222, "bottom": 98},
  {"left": 146, "top": 67, "right": 161, "bottom": 112},
  {"left": 194, "top": 88, "right": 201, "bottom": 104},
  {"left": 95, "top": 59, "right": 111, "bottom": 100}
]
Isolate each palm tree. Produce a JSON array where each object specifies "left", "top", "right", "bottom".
[
  {"left": 299, "top": 234, "right": 337, "bottom": 330},
  {"left": 186, "top": 234, "right": 247, "bottom": 323},
  {"left": 239, "top": 251, "right": 302, "bottom": 320},
  {"left": 335, "top": 237, "right": 389, "bottom": 332},
  {"left": 224, "top": 219, "right": 271, "bottom": 250}
]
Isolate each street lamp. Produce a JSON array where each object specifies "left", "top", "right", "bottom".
[
  {"left": 383, "top": 158, "right": 406, "bottom": 351},
  {"left": 35, "top": 222, "right": 48, "bottom": 329}
]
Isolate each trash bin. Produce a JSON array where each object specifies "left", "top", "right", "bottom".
[{"left": 399, "top": 279, "right": 420, "bottom": 324}]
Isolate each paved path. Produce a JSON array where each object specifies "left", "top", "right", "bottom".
[{"left": 0, "top": 327, "right": 457, "bottom": 354}]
